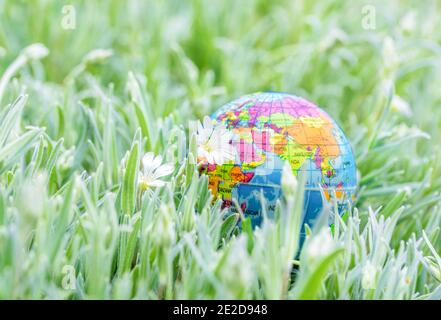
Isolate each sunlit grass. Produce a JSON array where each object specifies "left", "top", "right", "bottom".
[{"left": 0, "top": 0, "right": 439, "bottom": 299}]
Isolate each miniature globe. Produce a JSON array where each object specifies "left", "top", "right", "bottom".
[{"left": 198, "top": 92, "right": 357, "bottom": 230}]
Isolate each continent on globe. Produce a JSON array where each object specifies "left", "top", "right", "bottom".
[{"left": 198, "top": 92, "right": 357, "bottom": 229}]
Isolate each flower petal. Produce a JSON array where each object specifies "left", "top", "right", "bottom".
[
  {"left": 206, "top": 152, "right": 215, "bottom": 164},
  {"left": 149, "top": 180, "right": 166, "bottom": 187},
  {"left": 151, "top": 154, "right": 163, "bottom": 168},
  {"left": 152, "top": 163, "right": 174, "bottom": 179},
  {"left": 142, "top": 152, "right": 155, "bottom": 169},
  {"left": 213, "top": 151, "right": 224, "bottom": 165},
  {"left": 203, "top": 116, "right": 213, "bottom": 131}
]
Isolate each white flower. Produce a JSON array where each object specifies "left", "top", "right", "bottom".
[
  {"left": 392, "top": 95, "right": 412, "bottom": 117},
  {"left": 361, "top": 261, "right": 379, "bottom": 290},
  {"left": 196, "top": 116, "right": 235, "bottom": 165},
  {"left": 138, "top": 152, "right": 174, "bottom": 190},
  {"left": 281, "top": 161, "right": 298, "bottom": 196},
  {"left": 22, "top": 43, "right": 49, "bottom": 60},
  {"left": 305, "top": 228, "right": 336, "bottom": 265},
  {"left": 400, "top": 12, "right": 416, "bottom": 34},
  {"left": 17, "top": 173, "right": 47, "bottom": 219},
  {"left": 83, "top": 48, "right": 113, "bottom": 65}
]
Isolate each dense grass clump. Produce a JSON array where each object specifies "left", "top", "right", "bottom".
[{"left": 0, "top": 0, "right": 439, "bottom": 299}]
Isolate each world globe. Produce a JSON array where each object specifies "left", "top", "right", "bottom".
[{"left": 198, "top": 92, "right": 357, "bottom": 230}]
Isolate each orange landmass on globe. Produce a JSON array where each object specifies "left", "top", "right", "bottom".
[
  {"left": 323, "top": 182, "right": 345, "bottom": 201},
  {"left": 278, "top": 116, "right": 340, "bottom": 178}
]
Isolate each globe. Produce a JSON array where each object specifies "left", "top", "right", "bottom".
[{"left": 198, "top": 92, "right": 357, "bottom": 231}]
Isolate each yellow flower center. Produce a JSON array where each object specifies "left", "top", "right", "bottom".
[
  {"left": 139, "top": 180, "right": 149, "bottom": 191},
  {"left": 202, "top": 141, "right": 214, "bottom": 153}
]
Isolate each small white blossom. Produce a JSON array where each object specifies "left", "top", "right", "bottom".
[
  {"left": 22, "top": 43, "right": 49, "bottom": 60},
  {"left": 305, "top": 228, "right": 336, "bottom": 265},
  {"left": 400, "top": 12, "right": 417, "bottom": 34},
  {"left": 83, "top": 48, "right": 113, "bottom": 65},
  {"left": 391, "top": 95, "right": 412, "bottom": 117},
  {"left": 197, "top": 116, "right": 235, "bottom": 165},
  {"left": 17, "top": 173, "right": 47, "bottom": 219},
  {"left": 382, "top": 37, "right": 399, "bottom": 73},
  {"left": 281, "top": 161, "right": 298, "bottom": 195},
  {"left": 138, "top": 152, "right": 174, "bottom": 190},
  {"left": 218, "top": 236, "right": 253, "bottom": 294},
  {"left": 153, "top": 204, "right": 176, "bottom": 247},
  {"left": 362, "top": 261, "right": 378, "bottom": 290}
]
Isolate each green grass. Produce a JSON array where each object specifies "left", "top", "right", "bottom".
[{"left": 0, "top": 0, "right": 440, "bottom": 299}]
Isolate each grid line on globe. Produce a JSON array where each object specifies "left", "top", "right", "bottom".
[{"left": 198, "top": 92, "right": 357, "bottom": 228}]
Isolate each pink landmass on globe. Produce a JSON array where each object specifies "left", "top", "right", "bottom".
[
  {"left": 314, "top": 147, "right": 324, "bottom": 168},
  {"left": 235, "top": 140, "right": 263, "bottom": 163}
]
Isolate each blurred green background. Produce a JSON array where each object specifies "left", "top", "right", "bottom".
[{"left": 0, "top": 0, "right": 440, "bottom": 299}]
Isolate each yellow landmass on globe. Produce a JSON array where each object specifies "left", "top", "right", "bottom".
[{"left": 280, "top": 139, "right": 315, "bottom": 173}]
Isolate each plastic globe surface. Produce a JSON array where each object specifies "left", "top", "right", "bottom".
[{"left": 198, "top": 92, "right": 357, "bottom": 229}]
